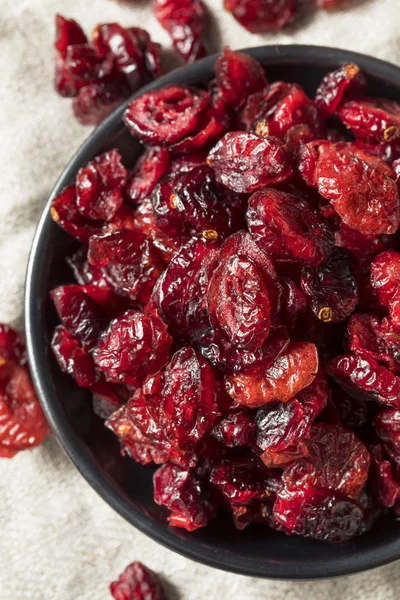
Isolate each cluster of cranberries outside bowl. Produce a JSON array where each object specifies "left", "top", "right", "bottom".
[{"left": 25, "top": 45, "right": 400, "bottom": 579}]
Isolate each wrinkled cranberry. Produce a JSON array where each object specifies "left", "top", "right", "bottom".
[
  {"left": 225, "top": 342, "right": 319, "bottom": 408},
  {"left": 76, "top": 149, "right": 127, "bottom": 222},
  {"left": 0, "top": 359, "right": 49, "bottom": 456},
  {"left": 110, "top": 561, "right": 167, "bottom": 600},
  {"left": 0, "top": 324, "right": 26, "bottom": 366},
  {"left": 55, "top": 14, "right": 87, "bottom": 58},
  {"left": 51, "top": 184, "right": 103, "bottom": 243},
  {"left": 224, "top": 0, "right": 298, "bottom": 32},
  {"left": 211, "top": 411, "right": 257, "bottom": 447},
  {"left": 153, "top": 234, "right": 220, "bottom": 340},
  {"left": 51, "top": 325, "right": 97, "bottom": 388},
  {"left": 124, "top": 86, "right": 210, "bottom": 145},
  {"left": 153, "top": 462, "right": 217, "bottom": 531},
  {"left": 125, "top": 148, "right": 170, "bottom": 205},
  {"left": 338, "top": 98, "right": 400, "bottom": 144},
  {"left": 210, "top": 457, "right": 278, "bottom": 505},
  {"left": 92, "top": 309, "right": 171, "bottom": 387},
  {"left": 300, "top": 249, "right": 358, "bottom": 323},
  {"left": 327, "top": 354, "right": 400, "bottom": 408},
  {"left": 273, "top": 483, "right": 365, "bottom": 543},
  {"left": 72, "top": 77, "right": 131, "bottom": 126},
  {"left": 153, "top": 0, "right": 208, "bottom": 64},
  {"left": 370, "top": 251, "right": 400, "bottom": 326},
  {"left": 335, "top": 223, "right": 392, "bottom": 272},
  {"left": 347, "top": 313, "right": 400, "bottom": 374},
  {"left": 207, "top": 132, "right": 292, "bottom": 194},
  {"left": 88, "top": 230, "right": 165, "bottom": 305},
  {"left": 247, "top": 188, "right": 334, "bottom": 266},
  {"left": 214, "top": 47, "right": 267, "bottom": 108},
  {"left": 315, "top": 64, "right": 366, "bottom": 118},
  {"left": 284, "top": 423, "right": 371, "bottom": 499},
  {"left": 299, "top": 141, "right": 400, "bottom": 235},
  {"left": 241, "top": 81, "right": 291, "bottom": 131},
  {"left": 107, "top": 347, "right": 219, "bottom": 467},
  {"left": 368, "top": 444, "right": 399, "bottom": 508}
]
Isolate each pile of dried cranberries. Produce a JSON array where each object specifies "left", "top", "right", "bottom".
[{"left": 50, "top": 48, "right": 400, "bottom": 543}]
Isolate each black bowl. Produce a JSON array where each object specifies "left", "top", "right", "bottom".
[{"left": 25, "top": 45, "right": 400, "bottom": 579}]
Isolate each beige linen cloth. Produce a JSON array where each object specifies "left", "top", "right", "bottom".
[{"left": 1, "top": 0, "right": 400, "bottom": 598}]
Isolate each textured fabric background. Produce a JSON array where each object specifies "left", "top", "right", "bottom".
[{"left": 1, "top": 0, "right": 400, "bottom": 598}]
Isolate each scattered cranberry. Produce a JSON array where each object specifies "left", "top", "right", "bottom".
[
  {"left": 110, "top": 561, "right": 167, "bottom": 600},
  {"left": 51, "top": 50, "right": 400, "bottom": 543}
]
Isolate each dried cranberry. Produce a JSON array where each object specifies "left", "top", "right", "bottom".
[
  {"left": 335, "top": 223, "right": 392, "bottom": 272},
  {"left": 299, "top": 141, "right": 400, "bottom": 235},
  {"left": 76, "top": 149, "right": 127, "bottom": 221},
  {"left": 92, "top": 309, "right": 171, "bottom": 387},
  {"left": 0, "top": 324, "right": 26, "bottom": 366},
  {"left": 124, "top": 86, "right": 210, "bottom": 146},
  {"left": 72, "top": 77, "right": 131, "bottom": 126},
  {"left": 368, "top": 444, "right": 399, "bottom": 508},
  {"left": 107, "top": 347, "right": 219, "bottom": 467},
  {"left": 347, "top": 313, "right": 400, "bottom": 374},
  {"left": 0, "top": 360, "right": 49, "bottom": 455},
  {"left": 211, "top": 411, "right": 257, "bottom": 447},
  {"left": 224, "top": 0, "right": 298, "bottom": 33},
  {"left": 55, "top": 15, "right": 87, "bottom": 58},
  {"left": 51, "top": 326, "right": 97, "bottom": 388},
  {"left": 370, "top": 251, "right": 400, "bottom": 326},
  {"left": 315, "top": 64, "right": 366, "bottom": 118},
  {"left": 153, "top": 462, "right": 217, "bottom": 531},
  {"left": 241, "top": 81, "right": 291, "bottom": 131},
  {"left": 125, "top": 148, "right": 170, "bottom": 205},
  {"left": 153, "top": 0, "right": 208, "bottom": 64},
  {"left": 247, "top": 188, "right": 334, "bottom": 266},
  {"left": 225, "top": 342, "right": 319, "bottom": 408},
  {"left": 375, "top": 408, "right": 400, "bottom": 471},
  {"left": 276, "top": 278, "right": 307, "bottom": 328},
  {"left": 110, "top": 561, "right": 167, "bottom": 600},
  {"left": 284, "top": 423, "right": 371, "bottom": 499},
  {"left": 207, "top": 132, "right": 292, "bottom": 194},
  {"left": 327, "top": 353, "right": 400, "bottom": 408},
  {"left": 300, "top": 249, "right": 358, "bottom": 323},
  {"left": 214, "top": 47, "right": 267, "bottom": 108},
  {"left": 132, "top": 198, "right": 178, "bottom": 263},
  {"left": 273, "top": 483, "right": 365, "bottom": 542},
  {"left": 210, "top": 457, "right": 277, "bottom": 505},
  {"left": 50, "top": 184, "right": 102, "bottom": 243},
  {"left": 153, "top": 234, "right": 220, "bottom": 340},
  {"left": 338, "top": 98, "right": 400, "bottom": 144},
  {"left": 88, "top": 230, "right": 164, "bottom": 305}
]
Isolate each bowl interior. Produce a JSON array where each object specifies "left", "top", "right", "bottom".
[{"left": 26, "top": 45, "right": 400, "bottom": 579}]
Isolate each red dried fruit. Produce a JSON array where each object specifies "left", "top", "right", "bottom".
[
  {"left": 50, "top": 285, "right": 106, "bottom": 350},
  {"left": 88, "top": 230, "right": 164, "bottom": 305},
  {"left": 335, "top": 223, "right": 391, "bottom": 272},
  {"left": 76, "top": 149, "right": 127, "bottom": 221},
  {"left": 231, "top": 501, "right": 274, "bottom": 530},
  {"left": 214, "top": 47, "right": 267, "bottom": 108},
  {"left": 151, "top": 166, "right": 245, "bottom": 241},
  {"left": 153, "top": 462, "right": 217, "bottom": 531},
  {"left": 315, "top": 64, "right": 366, "bottom": 118},
  {"left": 107, "top": 347, "right": 219, "bottom": 467},
  {"left": 125, "top": 147, "right": 170, "bottom": 205},
  {"left": 338, "top": 98, "right": 400, "bottom": 144},
  {"left": 241, "top": 81, "right": 291, "bottom": 131},
  {"left": 225, "top": 342, "right": 319, "bottom": 408},
  {"left": 153, "top": 0, "right": 208, "bottom": 64},
  {"left": 210, "top": 457, "right": 278, "bottom": 505},
  {"left": 72, "top": 77, "right": 131, "bottom": 126},
  {"left": 299, "top": 141, "right": 400, "bottom": 234},
  {"left": 327, "top": 354, "right": 400, "bottom": 408},
  {"left": 284, "top": 423, "right": 371, "bottom": 499},
  {"left": 369, "top": 444, "right": 399, "bottom": 508},
  {"left": 207, "top": 253, "right": 271, "bottom": 351},
  {"left": 0, "top": 360, "right": 49, "bottom": 455},
  {"left": 0, "top": 324, "right": 26, "bottom": 366},
  {"left": 211, "top": 410, "right": 257, "bottom": 447},
  {"left": 247, "top": 188, "right": 334, "bottom": 266},
  {"left": 110, "top": 561, "right": 167, "bottom": 600},
  {"left": 51, "top": 183, "right": 102, "bottom": 244},
  {"left": 347, "top": 313, "right": 400, "bottom": 374},
  {"left": 261, "top": 85, "right": 323, "bottom": 140},
  {"left": 375, "top": 408, "right": 400, "bottom": 472},
  {"left": 370, "top": 251, "right": 400, "bottom": 326},
  {"left": 273, "top": 483, "right": 365, "bottom": 543},
  {"left": 124, "top": 86, "right": 210, "bottom": 145},
  {"left": 276, "top": 278, "right": 307, "bottom": 329},
  {"left": 51, "top": 326, "right": 97, "bottom": 389},
  {"left": 55, "top": 15, "right": 87, "bottom": 58},
  {"left": 64, "top": 44, "right": 114, "bottom": 82},
  {"left": 153, "top": 234, "right": 220, "bottom": 340},
  {"left": 92, "top": 309, "right": 172, "bottom": 387},
  {"left": 224, "top": 0, "right": 298, "bottom": 33},
  {"left": 207, "top": 132, "right": 292, "bottom": 194},
  {"left": 300, "top": 249, "right": 358, "bottom": 323},
  {"left": 198, "top": 325, "right": 290, "bottom": 375}
]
